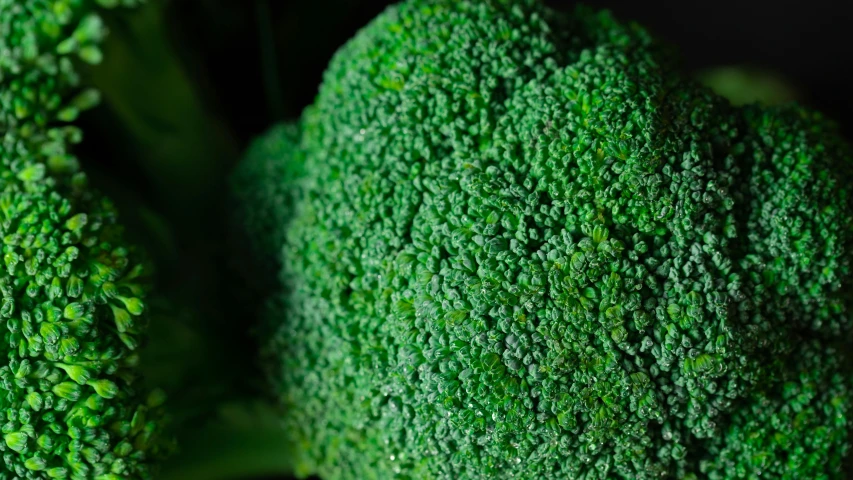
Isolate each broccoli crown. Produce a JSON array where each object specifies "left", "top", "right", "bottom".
[
  {"left": 233, "top": 0, "right": 853, "bottom": 478},
  {"left": 0, "top": 1, "right": 169, "bottom": 478}
]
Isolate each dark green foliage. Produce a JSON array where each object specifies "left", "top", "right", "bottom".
[
  {"left": 0, "top": 1, "right": 170, "bottom": 478},
  {"left": 232, "top": 0, "right": 853, "bottom": 478}
]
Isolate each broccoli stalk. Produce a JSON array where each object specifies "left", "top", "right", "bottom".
[
  {"left": 85, "top": 0, "right": 238, "bottom": 223},
  {"left": 79, "top": 0, "right": 244, "bottom": 415},
  {"left": 232, "top": 1, "right": 853, "bottom": 479}
]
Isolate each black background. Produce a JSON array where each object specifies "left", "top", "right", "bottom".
[
  {"left": 173, "top": 0, "right": 853, "bottom": 148},
  {"left": 80, "top": 1, "right": 853, "bottom": 479}
]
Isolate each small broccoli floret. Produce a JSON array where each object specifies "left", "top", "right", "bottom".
[
  {"left": 1, "top": 1, "right": 171, "bottom": 478},
  {"left": 230, "top": 123, "right": 304, "bottom": 296},
  {"left": 696, "top": 66, "right": 799, "bottom": 107},
  {"left": 0, "top": 0, "right": 142, "bottom": 134},
  {"left": 232, "top": 0, "right": 853, "bottom": 479}
]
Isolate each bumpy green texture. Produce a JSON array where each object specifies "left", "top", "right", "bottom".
[
  {"left": 233, "top": 0, "right": 853, "bottom": 478},
  {"left": 1, "top": 1, "right": 170, "bottom": 478}
]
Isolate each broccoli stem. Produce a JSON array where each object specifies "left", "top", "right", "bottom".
[
  {"left": 84, "top": 3, "right": 278, "bottom": 475},
  {"left": 87, "top": 0, "right": 239, "bottom": 222},
  {"left": 158, "top": 402, "right": 296, "bottom": 480}
]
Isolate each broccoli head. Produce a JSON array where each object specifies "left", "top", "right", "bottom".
[
  {"left": 233, "top": 0, "right": 853, "bottom": 479},
  {"left": 1, "top": 1, "right": 173, "bottom": 478}
]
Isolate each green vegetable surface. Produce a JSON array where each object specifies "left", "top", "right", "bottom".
[
  {"left": 3, "top": 0, "right": 851, "bottom": 479},
  {"left": 233, "top": 0, "right": 853, "bottom": 479},
  {"left": 1, "top": 1, "right": 266, "bottom": 479},
  {"left": 1, "top": 1, "right": 292, "bottom": 479},
  {"left": 0, "top": 1, "right": 172, "bottom": 478}
]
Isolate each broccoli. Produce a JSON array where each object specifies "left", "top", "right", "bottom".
[
  {"left": 232, "top": 0, "right": 853, "bottom": 478},
  {"left": 2, "top": 1, "right": 309, "bottom": 479},
  {"left": 0, "top": 1, "right": 176, "bottom": 478},
  {"left": 696, "top": 66, "right": 800, "bottom": 107}
]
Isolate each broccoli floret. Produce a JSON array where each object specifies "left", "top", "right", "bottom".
[
  {"left": 2, "top": 2, "right": 305, "bottom": 479},
  {"left": 696, "top": 66, "right": 799, "bottom": 107},
  {"left": 0, "top": 1, "right": 173, "bottom": 478},
  {"left": 231, "top": 123, "right": 304, "bottom": 297},
  {"left": 232, "top": 0, "right": 853, "bottom": 478}
]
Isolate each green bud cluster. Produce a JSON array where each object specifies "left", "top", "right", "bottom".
[
  {"left": 233, "top": 0, "right": 853, "bottom": 478},
  {"left": 0, "top": 1, "right": 169, "bottom": 478}
]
